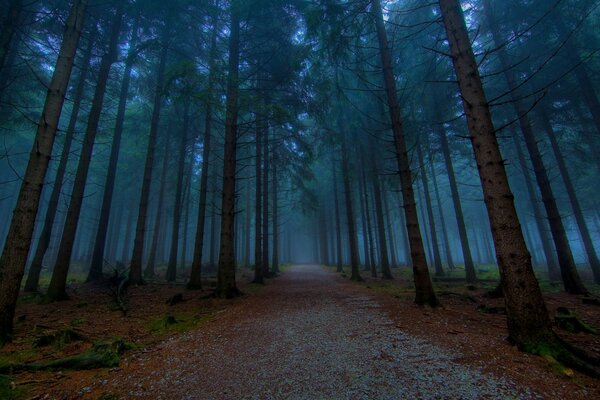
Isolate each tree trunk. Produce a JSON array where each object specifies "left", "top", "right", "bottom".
[
  {"left": 370, "top": 153, "right": 391, "bottom": 279},
  {"left": 262, "top": 121, "right": 270, "bottom": 277},
  {"left": 252, "top": 99, "right": 263, "bottom": 283},
  {"left": 215, "top": 2, "right": 241, "bottom": 298},
  {"left": 539, "top": 106, "right": 600, "bottom": 284},
  {"left": 180, "top": 157, "right": 193, "bottom": 269},
  {"left": 129, "top": 21, "right": 170, "bottom": 285},
  {"left": 120, "top": 207, "right": 134, "bottom": 263},
  {"left": 46, "top": 4, "right": 122, "bottom": 301},
  {"left": 166, "top": 106, "right": 190, "bottom": 282},
  {"left": 341, "top": 136, "right": 362, "bottom": 281},
  {"left": 243, "top": 180, "right": 251, "bottom": 269},
  {"left": 483, "top": 0, "right": 588, "bottom": 295},
  {"left": 361, "top": 161, "right": 376, "bottom": 277},
  {"left": 6, "top": 60, "right": 85, "bottom": 284},
  {"left": 145, "top": 142, "right": 170, "bottom": 279},
  {"left": 383, "top": 191, "right": 399, "bottom": 269},
  {"left": 417, "top": 141, "right": 444, "bottom": 276},
  {"left": 24, "top": 36, "right": 93, "bottom": 292},
  {"left": 428, "top": 147, "right": 454, "bottom": 270},
  {"left": 209, "top": 170, "right": 218, "bottom": 268},
  {"left": 357, "top": 155, "right": 370, "bottom": 270},
  {"left": 88, "top": 16, "right": 139, "bottom": 282},
  {"left": 271, "top": 152, "right": 279, "bottom": 274},
  {"left": 437, "top": 119, "right": 476, "bottom": 281},
  {"left": 511, "top": 127, "right": 560, "bottom": 280},
  {"left": 188, "top": 2, "right": 219, "bottom": 289},
  {"left": 372, "top": 0, "right": 437, "bottom": 306},
  {"left": 332, "top": 152, "right": 343, "bottom": 273},
  {"left": 439, "top": 0, "right": 554, "bottom": 346}
]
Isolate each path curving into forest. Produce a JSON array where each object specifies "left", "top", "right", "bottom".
[{"left": 87, "top": 265, "right": 538, "bottom": 399}]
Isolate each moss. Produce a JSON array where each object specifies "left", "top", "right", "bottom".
[
  {"left": 146, "top": 312, "right": 214, "bottom": 335},
  {"left": 0, "top": 375, "right": 26, "bottom": 400}
]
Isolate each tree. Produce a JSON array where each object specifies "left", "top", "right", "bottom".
[
  {"left": 214, "top": 0, "right": 241, "bottom": 298},
  {"left": 46, "top": 1, "right": 126, "bottom": 301},
  {"left": 129, "top": 17, "right": 172, "bottom": 285},
  {"left": 88, "top": 14, "right": 140, "bottom": 282},
  {"left": 372, "top": 0, "right": 438, "bottom": 307},
  {"left": 438, "top": 0, "right": 554, "bottom": 349},
  {"left": 0, "top": 0, "right": 88, "bottom": 343}
]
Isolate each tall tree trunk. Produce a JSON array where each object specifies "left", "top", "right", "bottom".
[
  {"left": 332, "top": 152, "right": 343, "bottom": 273},
  {"left": 46, "top": 4, "right": 122, "bottom": 301},
  {"left": 209, "top": 170, "right": 218, "bottom": 268},
  {"left": 262, "top": 122, "right": 270, "bottom": 277},
  {"left": 511, "top": 128, "right": 560, "bottom": 280},
  {"left": 243, "top": 180, "right": 251, "bottom": 269},
  {"left": 372, "top": 0, "right": 437, "bottom": 306},
  {"left": 318, "top": 208, "right": 329, "bottom": 266},
  {"left": 437, "top": 120, "right": 476, "bottom": 281},
  {"left": 483, "top": 0, "right": 588, "bottom": 295},
  {"left": 357, "top": 155, "right": 370, "bottom": 270},
  {"left": 361, "top": 161, "right": 376, "bottom": 277},
  {"left": 166, "top": 106, "right": 190, "bottom": 282},
  {"left": 341, "top": 136, "right": 362, "bottom": 281},
  {"left": 417, "top": 141, "right": 444, "bottom": 276},
  {"left": 252, "top": 101, "right": 263, "bottom": 283},
  {"left": 439, "top": 0, "right": 554, "bottom": 347},
  {"left": 215, "top": 2, "right": 240, "bottom": 298},
  {"left": 88, "top": 16, "right": 139, "bottom": 282},
  {"left": 24, "top": 36, "right": 93, "bottom": 292},
  {"left": 271, "top": 152, "right": 279, "bottom": 274},
  {"left": 383, "top": 190, "right": 399, "bottom": 269},
  {"left": 180, "top": 157, "right": 193, "bottom": 269},
  {"left": 144, "top": 142, "right": 170, "bottom": 279},
  {"left": 370, "top": 153, "right": 391, "bottom": 279},
  {"left": 539, "top": 106, "right": 600, "bottom": 284},
  {"left": 120, "top": 207, "right": 134, "bottom": 264},
  {"left": 188, "top": 2, "right": 219, "bottom": 289},
  {"left": 428, "top": 147, "right": 455, "bottom": 270},
  {"left": 129, "top": 21, "right": 170, "bottom": 285}
]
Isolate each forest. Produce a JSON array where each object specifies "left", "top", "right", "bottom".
[{"left": 0, "top": 0, "right": 600, "bottom": 398}]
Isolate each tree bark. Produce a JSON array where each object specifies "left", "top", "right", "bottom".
[
  {"left": 538, "top": 106, "right": 600, "bottom": 284},
  {"left": 417, "top": 140, "right": 444, "bottom": 276},
  {"left": 0, "top": 0, "right": 88, "bottom": 340},
  {"left": 370, "top": 153, "right": 391, "bottom": 279},
  {"left": 372, "top": 0, "right": 437, "bottom": 306},
  {"left": 46, "top": 3, "right": 123, "bottom": 301},
  {"left": 188, "top": 2, "right": 219, "bottom": 289},
  {"left": 439, "top": 0, "right": 554, "bottom": 346},
  {"left": 262, "top": 121, "right": 270, "bottom": 277},
  {"left": 215, "top": 2, "right": 241, "bottom": 298},
  {"left": 0, "top": 0, "right": 23, "bottom": 80},
  {"left": 437, "top": 121, "right": 476, "bottom": 281},
  {"left": 332, "top": 152, "right": 343, "bottom": 273},
  {"left": 252, "top": 99, "right": 264, "bottom": 283},
  {"left": 271, "top": 151, "right": 279, "bottom": 274},
  {"left": 483, "top": 0, "right": 588, "bottom": 295},
  {"left": 129, "top": 20, "right": 170, "bottom": 285},
  {"left": 166, "top": 106, "right": 190, "bottom": 282},
  {"left": 511, "top": 128, "right": 560, "bottom": 280},
  {"left": 144, "top": 141, "right": 170, "bottom": 279},
  {"left": 341, "top": 136, "right": 362, "bottom": 282},
  {"left": 428, "top": 147, "right": 455, "bottom": 270},
  {"left": 24, "top": 36, "right": 93, "bottom": 292},
  {"left": 88, "top": 16, "right": 139, "bottom": 282}
]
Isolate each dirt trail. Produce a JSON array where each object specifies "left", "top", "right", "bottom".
[{"left": 83, "top": 265, "right": 539, "bottom": 399}]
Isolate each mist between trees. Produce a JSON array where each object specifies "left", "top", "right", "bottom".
[{"left": 0, "top": 0, "right": 599, "bottom": 374}]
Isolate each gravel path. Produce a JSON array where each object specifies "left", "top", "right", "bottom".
[{"left": 91, "top": 265, "right": 539, "bottom": 399}]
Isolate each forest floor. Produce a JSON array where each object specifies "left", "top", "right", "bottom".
[{"left": 1, "top": 264, "right": 600, "bottom": 399}]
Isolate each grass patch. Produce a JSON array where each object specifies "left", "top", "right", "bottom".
[
  {"left": 146, "top": 312, "right": 214, "bottom": 335},
  {"left": 0, "top": 349, "right": 38, "bottom": 367},
  {"left": 0, "top": 374, "right": 26, "bottom": 400}
]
